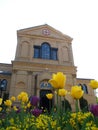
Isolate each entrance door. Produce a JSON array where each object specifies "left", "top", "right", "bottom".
[{"left": 40, "top": 90, "right": 52, "bottom": 112}]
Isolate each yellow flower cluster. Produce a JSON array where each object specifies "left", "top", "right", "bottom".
[
  {"left": 0, "top": 112, "right": 97, "bottom": 130},
  {"left": 1, "top": 72, "right": 98, "bottom": 130},
  {"left": 36, "top": 114, "right": 57, "bottom": 129},
  {"left": 17, "top": 92, "right": 28, "bottom": 103},
  {"left": 0, "top": 90, "right": 98, "bottom": 129},
  {"left": 48, "top": 72, "right": 84, "bottom": 99},
  {"left": 6, "top": 126, "right": 19, "bottom": 130},
  {"left": 46, "top": 72, "right": 68, "bottom": 100},
  {"left": 69, "top": 112, "right": 95, "bottom": 130},
  {"left": 85, "top": 122, "right": 98, "bottom": 130}
]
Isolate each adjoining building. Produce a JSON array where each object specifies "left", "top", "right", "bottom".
[{"left": 0, "top": 24, "right": 96, "bottom": 110}]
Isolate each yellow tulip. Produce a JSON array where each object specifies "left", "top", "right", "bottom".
[
  {"left": 17, "top": 94, "right": 21, "bottom": 100},
  {"left": 89, "top": 80, "right": 98, "bottom": 89},
  {"left": 13, "top": 106, "right": 18, "bottom": 111},
  {"left": 4, "top": 100, "right": 12, "bottom": 107},
  {"left": 46, "top": 93, "right": 53, "bottom": 99},
  {"left": 10, "top": 96, "right": 16, "bottom": 102},
  {"left": 71, "top": 86, "right": 84, "bottom": 99},
  {"left": 21, "top": 95, "right": 28, "bottom": 103},
  {"left": 0, "top": 107, "right": 2, "bottom": 111},
  {"left": 20, "top": 92, "right": 28, "bottom": 97},
  {"left": 27, "top": 102, "right": 31, "bottom": 108},
  {"left": 58, "top": 89, "right": 67, "bottom": 96},
  {"left": 17, "top": 92, "right": 28, "bottom": 101},
  {"left": 0, "top": 98, "right": 3, "bottom": 105},
  {"left": 49, "top": 72, "right": 66, "bottom": 89}
]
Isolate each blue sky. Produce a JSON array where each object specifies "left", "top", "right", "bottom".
[{"left": 0, "top": 0, "right": 98, "bottom": 80}]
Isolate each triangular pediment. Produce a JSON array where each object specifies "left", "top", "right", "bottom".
[{"left": 17, "top": 24, "right": 72, "bottom": 41}]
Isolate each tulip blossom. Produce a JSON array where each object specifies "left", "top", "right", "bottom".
[
  {"left": 17, "top": 92, "right": 28, "bottom": 103},
  {"left": 58, "top": 89, "right": 67, "bottom": 97},
  {"left": 21, "top": 95, "right": 28, "bottom": 103},
  {"left": 4, "top": 100, "right": 12, "bottom": 107},
  {"left": 46, "top": 93, "right": 53, "bottom": 99},
  {"left": 17, "top": 92, "right": 28, "bottom": 100},
  {"left": 30, "top": 96, "right": 40, "bottom": 107},
  {"left": 0, "top": 107, "right": 2, "bottom": 111},
  {"left": 27, "top": 102, "right": 31, "bottom": 108},
  {"left": 10, "top": 96, "right": 16, "bottom": 102},
  {"left": 13, "top": 106, "right": 18, "bottom": 111},
  {"left": 32, "top": 108, "right": 42, "bottom": 117},
  {"left": 0, "top": 98, "right": 2, "bottom": 105},
  {"left": 71, "top": 86, "right": 84, "bottom": 99},
  {"left": 90, "top": 104, "right": 98, "bottom": 117},
  {"left": 89, "top": 80, "right": 98, "bottom": 89},
  {"left": 49, "top": 72, "right": 66, "bottom": 89}
]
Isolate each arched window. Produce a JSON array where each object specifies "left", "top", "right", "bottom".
[
  {"left": 41, "top": 43, "right": 50, "bottom": 59},
  {"left": 0, "top": 79, "right": 7, "bottom": 91},
  {"left": 40, "top": 80, "right": 52, "bottom": 88},
  {"left": 82, "top": 84, "right": 88, "bottom": 94},
  {"left": 51, "top": 48, "right": 58, "bottom": 60},
  {"left": 33, "top": 42, "right": 58, "bottom": 60},
  {"left": 34, "top": 46, "right": 40, "bottom": 58},
  {"left": 78, "top": 83, "right": 88, "bottom": 94}
]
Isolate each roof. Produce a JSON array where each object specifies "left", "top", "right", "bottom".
[
  {"left": 17, "top": 24, "right": 73, "bottom": 42},
  {"left": 0, "top": 71, "right": 12, "bottom": 75}
]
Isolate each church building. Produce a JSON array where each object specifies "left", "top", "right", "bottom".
[{"left": 0, "top": 24, "right": 96, "bottom": 110}]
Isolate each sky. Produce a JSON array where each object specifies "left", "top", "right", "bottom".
[{"left": 0, "top": 0, "right": 98, "bottom": 80}]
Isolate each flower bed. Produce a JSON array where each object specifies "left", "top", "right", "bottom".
[{"left": 0, "top": 72, "right": 98, "bottom": 130}]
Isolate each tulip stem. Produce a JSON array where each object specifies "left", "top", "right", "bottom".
[
  {"left": 64, "top": 98, "right": 66, "bottom": 112},
  {"left": 75, "top": 99, "right": 79, "bottom": 112},
  {"left": 49, "top": 100, "right": 51, "bottom": 113},
  {"left": 56, "top": 90, "right": 59, "bottom": 113}
]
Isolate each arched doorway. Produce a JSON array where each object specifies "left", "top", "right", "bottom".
[
  {"left": 39, "top": 79, "right": 53, "bottom": 112},
  {"left": 40, "top": 89, "right": 53, "bottom": 112}
]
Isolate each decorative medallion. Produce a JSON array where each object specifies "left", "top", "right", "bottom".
[{"left": 42, "top": 29, "right": 50, "bottom": 36}]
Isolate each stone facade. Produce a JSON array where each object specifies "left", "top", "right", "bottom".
[{"left": 0, "top": 24, "right": 96, "bottom": 110}]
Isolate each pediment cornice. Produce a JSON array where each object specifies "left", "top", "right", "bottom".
[{"left": 17, "top": 24, "right": 73, "bottom": 43}]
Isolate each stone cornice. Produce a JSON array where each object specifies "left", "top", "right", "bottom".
[
  {"left": 12, "top": 61, "right": 77, "bottom": 74},
  {"left": 18, "top": 34, "right": 72, "bottom": 43},
  {"left": 0, "top": 63, "right": 12, "bottom": 72}
]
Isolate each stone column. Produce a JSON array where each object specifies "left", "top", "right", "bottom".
[
  {"left": 29, "top": 42, "right": 33, "bottom": 61},
  {"left": 69, "top": 43, "right": 74, "bottom": 66},
  {"left": 27, "top": 71, "right": 32, "bottom": 96},
  {"left": 9, "top": 70, "right": 17, "bottom": 97}
]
